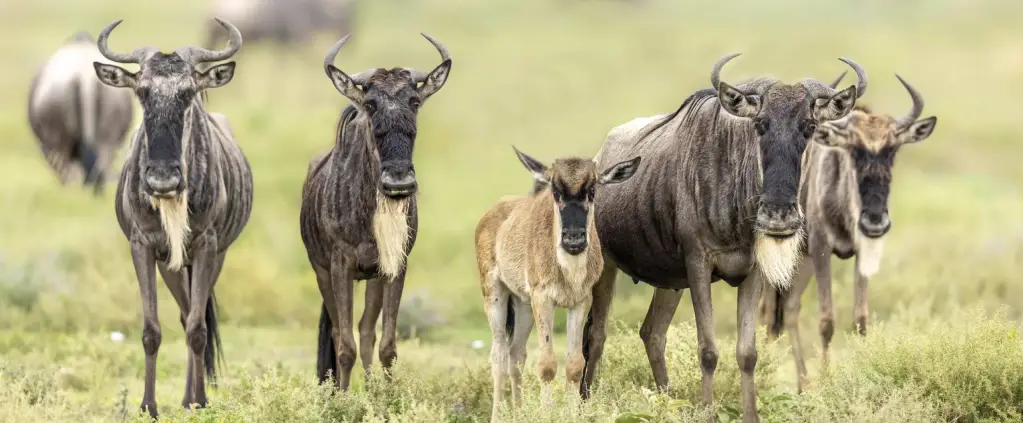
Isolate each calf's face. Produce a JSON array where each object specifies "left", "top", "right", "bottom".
[
  {"left": 514, "top": 148, "right": 641, "bottom": 255},
  {"left": 813, "top": 109, "right": 936, "bottom": 238}
]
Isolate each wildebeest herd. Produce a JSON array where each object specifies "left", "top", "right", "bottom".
[{"left": 24, "top": 13, "right": 936, "bottom": 423}]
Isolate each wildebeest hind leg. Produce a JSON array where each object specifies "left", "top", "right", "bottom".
[
  {"left": 580, "top": 261, "right": 617, "bottom": 398},
  {"left": 508, "top": 298, "right": 533, "bottom": 407},
  {"left": 184, "top": 232, "right": 219, "bottom": 408},
  {"left": 639, "top": 288, "right": 682, "bottom": 392},
  {"left": 485, "top": 281, "right": 511, "bottom": 421}
]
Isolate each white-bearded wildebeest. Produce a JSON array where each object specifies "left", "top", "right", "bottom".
[
  {"left": 206, "top": 0, "right": 357, "bottom": 49},
  {"left": 301, "top": 34, "right": 451, "bottom": 390},
  {"left": 758, "top": 75, "right": 937, "bottom": 393},
  {"left": 91, "top": 18, "right": 253, "bottom": 418},
  {"left": 27, "top": 31, "right": 134, "bottom": 195},
  {"left": 589, "top": 54, "right": 868, "bottom": 422},
  {"left": 475, "top": 148, "right": 640, "bottom": 420}
]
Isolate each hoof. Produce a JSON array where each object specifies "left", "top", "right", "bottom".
[{"left": 140, "top": 402, "right": 158, "bottom": 419}]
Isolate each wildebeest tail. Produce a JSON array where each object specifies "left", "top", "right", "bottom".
[
  {"left": 317, "top": 303, "right": 338, "bottom": 384},
  {"left": 505, "top": 299, "right": 515, "bottom": 338},
  {"left": 205, "top": 293, "right": 224, "bottom": 386},
  {"left": 769, "top": 286, "right": 785, "bottom": 338},
  {"left": 75, "top": 138, "right": 99, "bottom": 186},
  {"left": 74, "top": 71, "right": 102, "bottom": 188}
]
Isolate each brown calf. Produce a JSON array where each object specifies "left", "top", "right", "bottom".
[
  {"left": 759, "top": 75, "right": 937, "bottom": 392},
  {"left": 475, "top": 148, "right": 639, "bottom": 420}
]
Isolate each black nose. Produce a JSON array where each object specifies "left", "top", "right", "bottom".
[
  {"left": 755, "top": 201, "right": 802, "bottom": 237},
  {"left": 858, "top": 211, "right": 891, "bottom": 237},
  {"left": 561, "top": 228, "right": 587, "bottom": 255},
  {"left": 380, "top": 162, "right": 417, "bottom": 198},
  {"left": 145, "top": 163, "right": 182, "bottom": 195}
]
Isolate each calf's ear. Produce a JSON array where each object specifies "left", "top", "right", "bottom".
[
  {"left": 513, "top": 146, "right": 549, "bottom": 184},
  {"left": 598, "top": 156, "right": 641, "bottom": 185},
  {"left": 896, "top": 116, "right": 937, "bottom": 145}
]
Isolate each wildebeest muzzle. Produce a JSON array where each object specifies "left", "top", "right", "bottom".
[
  {"left": 143, "top": 161, "right": 184, "bottom": 197},
  {"left": 756, "top": 201, "right": 803, "bottom": 238},
  {"left": 380, "top": 160, "right": 417, "bottom": 199}
]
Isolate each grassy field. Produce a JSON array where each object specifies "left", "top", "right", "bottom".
[{"left": 2, "top": 0, "right": 1023, "bottom": 421}]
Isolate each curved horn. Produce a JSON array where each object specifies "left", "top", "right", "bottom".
[
  {"left": 838, "top": 57, "right": 868, "bottom": 98},
  {"left": 828, "top": 71, "right": 847, "bottom": 89},
  {"left": 177, "top": 18, "right": 242, "bottom": 64},
  {"left": 322, "top": 34, "right": 374, "bottom": 85},
  {"left": 97, "top": 20, "right": 157, "bottom": 64},
  {"left": 409, "top": 33, "right": 452, "bottom": 83},
  {"left": 710, "top": 53, "right": 742, "bottom": 91},
  {"left": 893, "top": 74, "right": 924, "bottom": 130}
]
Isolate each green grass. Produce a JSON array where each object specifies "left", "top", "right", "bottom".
[{"left": 2, "top": 0, "right": 1023, "bottom": 421}]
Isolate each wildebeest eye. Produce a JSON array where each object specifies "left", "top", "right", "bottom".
[
  {"left": 587, "top": 185, "right": 596, "bottom": 200},
  {"left": 753, "top": 118, "right": 769, "bottom": 135},
  {"left": 409, "top": 98, "right": 421, "bottom": 110},
  {"left": 801, "top": 119, "right": 817, "bottom": 139},
  {"left": 363, "top": 100, "right": 378, "bottom": 114},
  {"left": 552, "top": 189, "right": 562, "bottom": 202}
]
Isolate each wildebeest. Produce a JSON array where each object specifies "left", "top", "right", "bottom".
[
  {"left": 91, "top": 18, "right": 253, "bottom": 417},
  {"left": 475, "top": 148, "right": 640, "bottom": 420},
  {"left": 27, "top": 31, "right": 134, "bottom": 195},
  {"left": 589, "top": 54, "right": 868, "bottom": 421},
  {"left": 758, "top": 75, "right": 937, "bottom": 393},
  {"left": 301, "top": 33, "right": 451, "bottom": 390},
  {"left": 206, "top": 0, "right": 358, "bottom": 49}
]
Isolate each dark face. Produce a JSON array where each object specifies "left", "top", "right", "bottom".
[
  {"left": 718, "top": 82, "right": 858, "bottom": 238},
  {"left": 94, "top": 53, "right": 236, "bottom": 197},
  {"left": 813, "top": 110, "right": 938, "bottom": 238},
  {"left": 361, "top": 70, "right": 424, "bottom": 199},
  {"left": 322, "top": 33, "right": 453, "bottom": 200},
  {"left": 515, "top": 149, "right": 641, "bottom": 256}
]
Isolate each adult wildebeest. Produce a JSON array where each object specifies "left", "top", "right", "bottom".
[
  {"left": 206, "top": 0, "right": 358, "bottom": 49},
  {"left": 588, "top": 54, "right": 868, "bottom": 421},
  {"left": 27, "top": 31, "right": 134, "bottom": 195},
  {"left": 301, "top": 33, "right": 451, "bottom": 390},
  {"left": 758, "top": 75, "right": 937, "bottom": 393},
  {"left": 91, "top": 18, "right": 253, "bottom": 418},
  {"left": 475, "top": 148, "right": 640, "bottom": 421}
]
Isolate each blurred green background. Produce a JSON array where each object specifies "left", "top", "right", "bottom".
[{"left": 2, "top": 0, "right": 1023, "bottom": 421}]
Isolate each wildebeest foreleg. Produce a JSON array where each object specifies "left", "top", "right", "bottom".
[
  {"left": 158, "top": 262, "right": 194, "bottom": 405},
  {"left": 130, "top": 235, "right": 160, "bottom": 419},
  {"left": 809, "top": 231, "right": 835, "bottom": 368},
  {"left": 378, "top": 267, "right": 407, "bottom": 373},
  {"left": 852, "top": 264, "right": 870, "bottom": 336},
  {"left": 329, "top": 249, "right": 357, "bottom": 390},
  {"left": 184, "top": 231, "right": 218, "bottom": 408},
  {"left": 565, "top": 296, "right": 592, "bottom": 392},
  {"left": 685, "top": 253, "right": 718, "bottom": 422},
  {"left": 639, "top": 288, "right": 682, "bottom": 391},
  {"left": 532, "top": 297, "right": 557, "bottom": 384},
  {"left": 736, "top": 271, "right": 763, "bottom": 423},
  {"left": 580, "top": 262, "right": 617, "bottom": 398},
  {"left": 485, "top": 281, "right": 512, "bottom": 421},
  {"left": 359, "top": 279, "right": 385, "bottom": 374},
  {"left": 783, "top": 259, "right": 814, "bottom": 393}
]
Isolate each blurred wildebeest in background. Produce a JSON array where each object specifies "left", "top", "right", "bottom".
[
  {"left": 206, "top": 0, "right": 358, "bottom": 50},
  {"left": 27, "top": 31, "right": 134, "bottom": 195}
]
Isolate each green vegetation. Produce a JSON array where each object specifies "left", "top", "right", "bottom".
[{"left": 2, "top": 0, "right": 1022, "bottom": 421}]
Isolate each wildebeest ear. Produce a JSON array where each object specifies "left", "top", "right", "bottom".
[
  {"left": 326, "top": 64, "right": 366, "bottom": 105},
  {"left": 196, "top": 62, "right": 236, "bottom": 90},
  {"left": 717, "top": 82, "right": 761, "bottom": 118},
  {"left": 418, "top": 59, "right": 451, "bottom": 101},
  {"left": 598, "top": 156, "right": 641, "bottom": 185},
  {"left": 93, "top": 62, "right": 137, "bottom": 89},
  {"left": 513, "top": 146, "right": 549, "bottom": 183},
  {"left": 814, "top": 85, "right": 857, "bottom": 122},
  {"left": 897, "top": 116, "right": 937, "bottom": 145}
]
